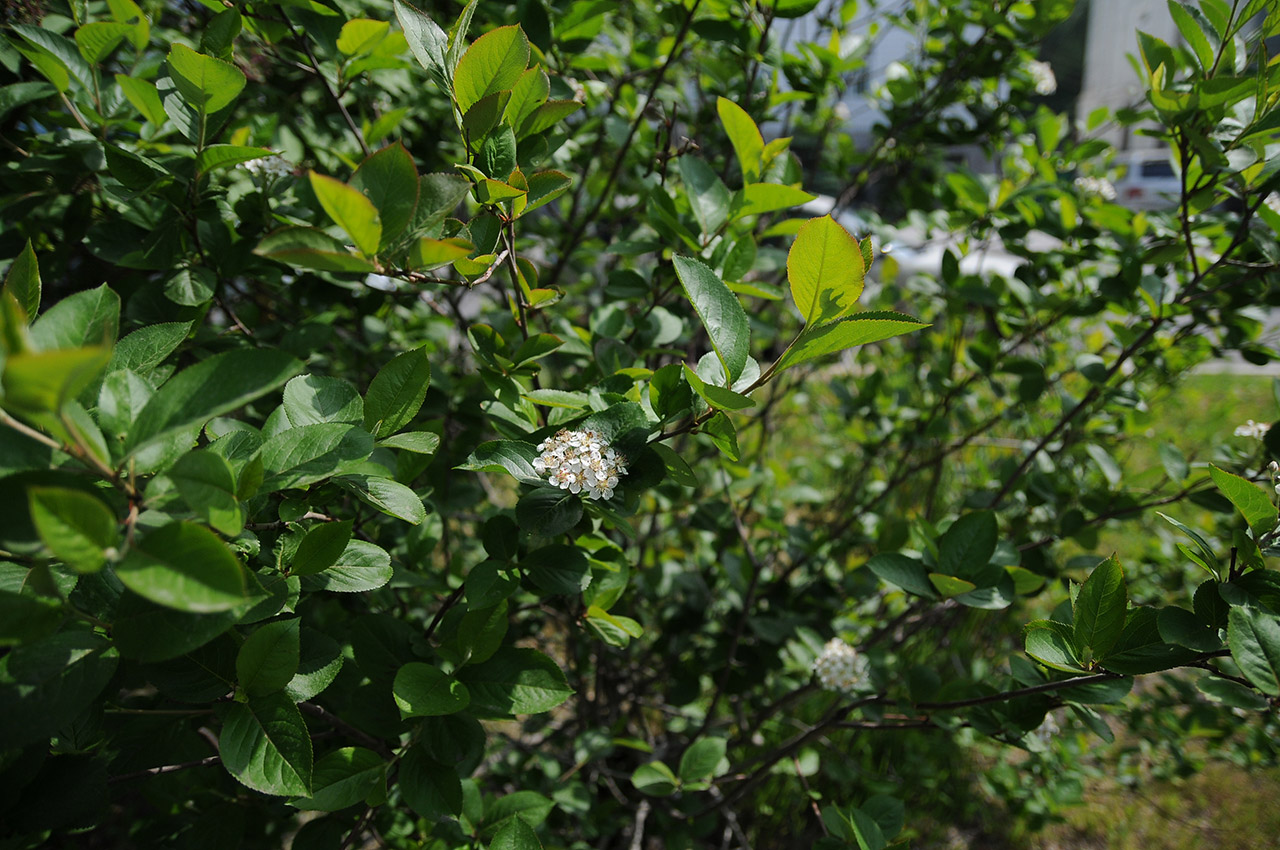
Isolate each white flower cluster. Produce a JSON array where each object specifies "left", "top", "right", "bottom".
[
  {"left": 1234, "top": 419, "right": 1271, "bottom": 439},
  {"left": 812, "top": 638, "right": 869, "bottom": 694},
  {"left": 241, "top": 155, "right": 293, "bottom": 178},
  {"left": 1027, "top": 59, "right": 1057, "bottom": 95},
  {"left": 1074, "top": 175, "right": 1117, "bottom": 201},
  {"left": 533, "top": 428, "right": 628, "bottom": 501},
  {"left": 1029, "top": 711, "right": 1061, "bottom": 749}
]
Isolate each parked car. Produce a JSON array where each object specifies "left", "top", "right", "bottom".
[{"left": 1113, "top": 149, "right": 1181, "bottom": 210}]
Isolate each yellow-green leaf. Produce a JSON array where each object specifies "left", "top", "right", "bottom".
[{"left": 308, "top": 172, "right": 383, "bottom": 257}]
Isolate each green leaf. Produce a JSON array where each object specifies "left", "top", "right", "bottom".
[
  {"left": 163, "top": 267, "right": 215, "bottom": 307},
  {"left": 1024, "top": 620, "right": 1086, "bottom": 673},
  {"left": 456, "top": 600, "right": 508, "bottom": 664},
  {"left": 393, "top": 662, "right": 471, "bottom": 717},
  {"left": 478, "top": 125, "right": 517, "bottom": 179},
  {"left": 682, "top": 363, "right": 755, "bottom": 410},
  {"left": 291, "top": 747, "right": 386, "bottom": 812},
  {"left": 395, "top": 0, "right": 450, "bottom": 85},
  {"left": 28, "top": 486, "right": 118, "bottom": 573},
  {"left": 220, "top": 692, "right": 313, "bottom": 796},
  {"left": 1209, "top": 464, "right": 1278, "bottom": 539},
  {"left": 716, "top": 97, "right": 764, "bottom": 183},
  {"left": 516, "top": 487, "right": 584, "bottom": 538},
  {"left": 336, "top": 474, "right": 426, "bottom": 524},
  {"left": 195, "top": 145, "right": 275, "bottom": 176},
  {"left": 290, "top": 520, "right": 354, "bottom": 577},
  {"left": 937, "top": 511, "right": 997, "bottom": 580},
  {"left": 866, "top": 553, "right": 937, "bottom": 599},
  {"left": 672, "top": 255, "right": 750, "bottom": 384},
  {"left": 517, "top": 99, "right": 581, "bottom": 137},
  {"left": 459, "top": 440, "right": 542, "bottom": 484},
  {"left": 399, "top": 746, "right": 462, "bottom": 819},
  {"left": 1072, "top": 555, "right": 1127, "bottom": 662},
  {"left": 309, "top": 172, "right": 383, "bottom": 257},
  {"left": 1157, "top": 606, "right": 1221, "bottom": 653},
  {"left": 1196, "top": 674, "right": 1269, "bottom": 710},
  {"left": 773, "top": 311, "right": 928, "bottom": 374},
  {"left": 363, "top": 346, "right": 431, "bottom": 438},
  {"left": 351, "top": 144, "right": 420, "bottom": 247},
  {"left": 166, "top": 43, "right": 245, "bottom": 114},
  {"left": 283, "top": 374, "right": 364, "bottom": 427},
  {"left": 378, "top": 431, "right": 440, "bottom": 455},
  {"left": 584, "top": 606, "right": 642, "bottom": 647},
  {"left": 679, "top": 156, "right": 731, "bottom": 237},
  {"left": 650, "top": 442, "right": 698, "bottom": 488},
  {"left": 1157, "top": 442, "right": 1188, "bottom": 482},
  {"left": 2, "top": 239, "right": 40, "bottom": 319},
  {"left": 787, "top": 215, "right": 866, "bottom": 323},
  {"left": 407, "top": 236, "right": 474, "bottom": 269},
  {"left": 849, "top": 807, "right": 887, "bottom": 850},
  {"left": 1157, "top": 511, "right": 1221, "bottom": 575},
  {"left": 1103, "top": 607, "right": 1198, "bottom": 675},
  {"left": 928, "top": 573, "right": 977, "bottom": 597},
  {"left": 1228, "top": 606, "right": 1280, "bottom": 696},
  {"left": 306, "top": 539, "right": 392, "bottom": 593},
  {"left": 112, "top": 595, "right": 243, "bottom": 662},
  {"left": 109, "top": 322, "right": 190, "bottom": 375},
  {"left": 284, "top": 629, "right": 344, "bottom": 702},
  {"left": 336, "top": 18, "right": 390, "bottom": 55},
  {"left": 12, "top": 25, "right": 94, "bottom": 92},
  {"left": 0, "top": 590, "right": 61, "bottom": 646},
  {"left": 2, "top": 347, "right": 112, "bottom": 414},
  {"left": 484, "top": 790, "right": 554, "bottom": 831},
  {"left": 259, "top": 424, "right": 375, "bottom": 492},
  {"left": 29, "top": 283, "right": 119, "bottom": 350},
  {"left": 0, "top": 631, "right": 118, "bottom": 749},
  {"left": 459, "top": 647, "right": 573, "bottom": 716},
  {"left": 115, "top": 75, "right": 167, "bottom": 124},
  {"left": 453, "top": 25, "right": 529, "bottom": 114},
  {"left": 678, "top": 737, "right": 726, "bottom": 781},
  {"left": 631, "top": 761, "right": 678, "bottom": 797},
  {"left": 504, "top": 66, "right": 549, "bottom": 133},
  {"left": 490, "top": 814, "right": 543, "bottom": 850},
  {"left": 519, "top": 170, "right": 572, "bottom": 217},
  {"left": 521, "top": 543, "right": 590, "bottom": 595},
  {"left": 255, "top": 227, "right": 377, "bottom": 273},
  {"left": 736, "top": 183, "right": 816, "bottom": 218},
  {"left": 0, "top": 81, "right": 56, "bottom": 124},
  {"left": 466, "top": 560, "right": 520, "bottom": 608},
  {"left": 114, "top": 521, "right": 246, "bottom": 613},
  {"left": 1168, "top": 1, "right": 1216, "bottom": 71},
  {"left": 125, "top": 349, "right": 302, "bottom": 459},
  {"left": 171, "top": 450, "right": 243, "bottom": 536},
  {"left": 74, "top": 21, "right": 132, "bottom": 64},
  {"left": 237, "top": 617, "right": 301, "bottom": 696}
]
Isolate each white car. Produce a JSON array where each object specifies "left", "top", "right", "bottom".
[{"left": 1113, "top": 149, "right": 1181, "bottom": 211}]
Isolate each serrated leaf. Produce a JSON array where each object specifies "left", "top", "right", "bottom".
[
  {"left": 773, "top": 311, "right": 928, "bottom": 374},
  {"left": 393, "top": 662, "right": 471, "bottom": 717},
  {"left": 1072, "top": 555, "right": 1126, "bottom": 662},
  {"left": 787, "top": 215, "right": 865, "bottom": 324},
  {"left": 459, "top": 647, "right": 573, "bottom": 716},
  {"left": 672, "top": 255, "right": 750, "bottom": 383},
  {"left": 1228, "top": 606, "right": 1280, "bottom": 696},
  {"left": 309, "top": 172, "right": 383, "bottom": 257},
  {"left": 453, "top": 25, "right": 528, "bottom": 114},
  {"left": 2, "top": 239, "right": 40, "bottom": 319},
  {"left": 28, "top": 486, "right": 118, "bottom": 573},
  {"left": 237, "top": 618, "right": 301, "bottom": 697},
  {"left": 1209, "top": 464, "right": 1279, "bottom": 539},
  {"left": 220, "top": 693, "right": 313, "bottom": 796},
  {"left": 351, "top": 144, "right": 419, "bottom": 247},
  {"left": 114, "top": 521, "right": 246, "bottom": 613},
  {"left": 364, "top": 346, "right": 431, "bottom": 438},
  {"left": 167, "top": 43, "right": 245, "bottom": 114}
]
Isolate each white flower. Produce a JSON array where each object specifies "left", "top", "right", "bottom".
[
  {"left": 1029, "top": 711, "right": 1061, "bottom": 749},
  {"left": 1027, "top": 60, "right": 1057, "bottom": 96},
  {"left": 241, "top": 154, "right": 294, "bottom": 179},
  {"left": 534, "top": 428, "right": 628, "bottom": 501},
  {"left": 812, "top": 638, "right": 869, "bottom": 694},
  {"left": 1074, "top": 175, "right": 1117, "bottom": 201},
  {"left": 1234, "top": 419, "right": 1271, "bottom": 439}
]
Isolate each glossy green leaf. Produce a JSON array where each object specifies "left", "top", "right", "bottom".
[
  {"left": 290, "top": 747, "right": 385, "bottom": 812},
  {"left": 458, "top": 440, "right": 543, "bottom": 484},
  {"left": 672, "top": 255, "right": 749, "bottom": 383},
  {"left": 678, "top": 737, "right": 726, "bottom": 781},
  {"left": 407, "top": 236, "right": 473, "bottom": 269},
  {"left": 2, "top": 239, "right": 40, "bottom": 319},
  {"left": 1072, "top": 555, "right": 1127, "bottom": 662},
  {"left": 393, "top": 662, "right": 471, "bottom": 717},
  {"left": 336, "top": 18, "right": 390, "bottom": 56},
  {"left": 336, "top": 474, "right": 426, "bottom": 524},
  {"left": 521, "top": 543, "right": 590, "bottom": 595},
  {"left": 453, "top": 25, "right": 529, "bottom": 113},
  {"left": 171, "top": 450, "right": 243, "bottom": 536},
  {"left": 116, "top": 75, "right": 166, "bottom": 124},
  {"left": 363, "top": 346, "right": 432, "bottom": 438},
  {"left": 716, "top": 97, "right": 764, "bottom": 183},
  {"left": 195, "top": 145, "right": 275, "bottom": 176},
  {"left": 290, "top": 520, "right": 354, "bottom": 577},
  {"left": 736, "top": 183, "right": 816, "bottom": 218},
  {"left": 490, "top": 814, "right": 543, "bottom": 850},
  {"left": 255, "top": 227, "right": 378, "bottom": 273},
  {"left": 399, "top": 745, "right": 462, "bottom": 818},
  {"left": 1024, "top": 620, "right": 1086, "bottom": 673},
  {"left": 74, "top": 22, "right": 132, "bottom": 64},
  {"left": 773, "top": 311, "right": 929, "bottom": 374},
  {"left": 787, "top": 215, "right": 866, "bottom": 323},
  {"left": 395, "top": 0, "right": 450, "bottom": 85},
  {"left": 28, "top": 486, "right": 117, "bottom": 573},
  {"left": 1209, "top": 464, "right": 1278, "bottom": 539},
  {"left": 351, "top": 144, "right": 419, "bottom": 247},
  {"left": 115, "top": 521, "right": 246, "bottom": 613},
  {"left": 679, "top": 156, "right": 731, "bottom": 237},
  {"left": 1103, "top": 607, "right": 1198, "bottom": 675},
  {"left": 631, "top": 761, "right": 678, "bottom": 797},
  {"left": 866, "top": 553, "right": 937, "bottom": 599},
  {"left": 237, "top": 617, "right": 301, "bottom": 696},
  {"left": 516, "top": 487, "right": 583, "bottom": 538},
  {"left": 167, "top": 43, "right": 245, "bottom": 114},
  {"left": 306, "top": 539, "right": 392, "bottom": 592},
  {"left": 126, "top": 349, "right": 302, "bottom": 458},
  {"left": 459, "top": 647, "right": 573, "bottom": 716},
  {"left": 220, "top": 692, "right": 313, "bottom": 796},
  {"left": 259, "top": 424, "right": 375, "bottom": 492},
  {"left": 283, "top": 374, "right": 364, "bottom": 427},
  {"left": 1228, "top": 606, "right": 1280, "bottom": 696},
  {"left": 308, "top": 172, "right": 383, "bottom": 257}
]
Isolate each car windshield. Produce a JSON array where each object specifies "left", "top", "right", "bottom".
[{"left": 1140, "top": 160, "right": 1176, "bottom": 178}]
